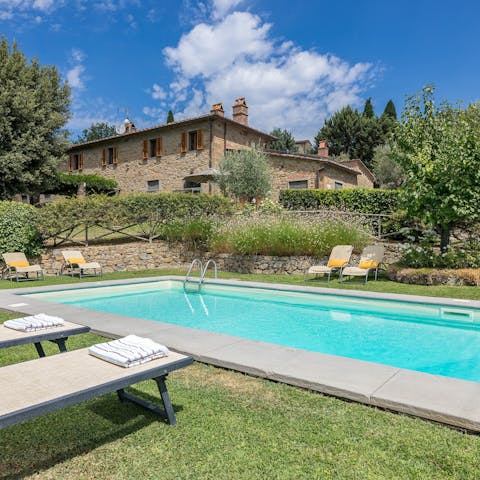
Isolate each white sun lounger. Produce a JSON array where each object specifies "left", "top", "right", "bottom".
[
  {"left": 2, "top": 252, "right": 44, "bottom": 282},
  {"left": 61, "top": 250, "right": 102, "bottom": 278},
  {"left": 0, "top": 321, "right": 90, "bottom": 357},
  {"left": 0, "top": 347, "right": 193, "bottom": 428},
  {"left": 341, "top": 244, "right": 385, "bottom": 284},
  {"left": 305, "top": 245, "right": 353, "bottom": 282}
]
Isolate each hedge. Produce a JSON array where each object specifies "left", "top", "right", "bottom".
[
  {"left": 36, "top": 193, "right": 233, "bottom": 241},
  {"left": 279, "top": 188, "right": 400, "bottom": 215},
  {"left": 0, "top": 202, "right": 43, "bottom": 258},
  {"left": 46, "top": 173, "right": 118, "bottom": 196}
]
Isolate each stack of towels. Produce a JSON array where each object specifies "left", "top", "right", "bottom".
[
  {"left": 4, "top": 313, "right": 65, "bottom": 332},
  {"left": 88, "top": 335, "right": 170, "bottom": 368}
]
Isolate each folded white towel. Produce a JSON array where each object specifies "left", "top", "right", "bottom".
[
  {"left": 4, "top": 314, "right": 65, "bottom": 332},
  {"left": 88, "top": 335, "right": 170, "bottom": 368}
]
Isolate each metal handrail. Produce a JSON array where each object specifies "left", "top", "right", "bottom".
[
  {"left": 200, "top": 259, "right": 218, "bottom": 284},
  {"left": 184, "top": 258, "right": 203, "bottom": 288}
]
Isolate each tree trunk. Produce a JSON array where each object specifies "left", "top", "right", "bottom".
[{"left": 439, "top": 224, "right": 451, "bottom": 253}]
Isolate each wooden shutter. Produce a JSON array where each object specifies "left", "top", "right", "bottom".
[
  {"left": 102, "top": 149, "right": 106, "bottom": 166},
  {"left": 156, "top": 137, "right": 162, "bottom": 157},
  {"left": 79, "top": 153, "right": 84, "bottom": 170},
  {"left": 181, "top": 132, "right": 187, "bottom": 153},
  {"left": 68, "top": 155, "right": 73, "bottom": 172},
  {"left": 196, "top": 129, "right": 203, "bottom": 150},
  {"left": 113, "top": 146, "right": 118, "bottom": 164},
  {"left": 143, "top": 140, "right": 148, "bottom": 159}
]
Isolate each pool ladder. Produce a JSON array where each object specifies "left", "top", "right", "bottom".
[{"left": 184, "top": 258, "right": 218, "bottom": 290}]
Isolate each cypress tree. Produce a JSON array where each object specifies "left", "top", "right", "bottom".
[
  {"left": 382, "top": 100, "right": 397, "bottom": 120},
  {"left": 166, "top": 110, "right": 174, "bottom": 123},
  {"left": 363, "top": 98, "right": 375, "bottom": 118}
]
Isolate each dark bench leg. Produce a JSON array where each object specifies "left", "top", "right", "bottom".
[
  {"left": 34, "top": 342, "right": 46, "bottom": 358},
  {"left": 51, "top": 338, "right": 68, "bottom": 353},
  {"left": 116, "top": 375, "right": 177, "bottom": 426},
  {"left": 34, "top": 338, "right": 68, "bottom": 358}
]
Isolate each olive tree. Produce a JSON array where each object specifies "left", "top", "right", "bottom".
[
  {"left": 393, "top": 86, "right": 480, "bottom": 251},
  {"left": 216, "top": 147, "right": 272, "bottom": 203}
]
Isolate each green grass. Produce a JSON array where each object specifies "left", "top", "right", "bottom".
[
  {"left": 2, "top": 272, "right": 480, "bottom": 479},
  {"left": 2, "top": 268, "right": 480, "bottom": 300}
]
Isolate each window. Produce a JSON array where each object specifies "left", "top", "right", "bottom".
[
  {"left": 334, "top": 181, "right": 343, "bottom": 190},
  {"left": 149, "top": 139, "right": 157, "bottom": 157},
  {"left": 69, "top": 153, "right": 83, "bottom": 171},
  {"left": 183, "top": 181, "right": 201, "bottom": 193},
  {"left": 147, "top": 180, "right": 160, "bottom": 192},
  {"left": 288, "top": 180, "right": 308, "bottom": 189},
  {"left": 21, "top": 195, "right": 29, "bottom": 203},
  {"left": 188, "top": 131, "right": 198, "bottom": 151},
  {"left": 102, "top": 147, "right": 117, "bottom": 166},
  {"left": 108, "top": 147, "right": 114, "bottom": 164}
]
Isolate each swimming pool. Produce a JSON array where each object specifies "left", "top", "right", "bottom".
[{"left": 25, "top": 280, "right": 480, "bottom": 382}]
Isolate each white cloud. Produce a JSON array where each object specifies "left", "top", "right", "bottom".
[
  {"left": 32, "top": 0, "right": 55, "bottom": 10},
  {"left": 211, "top": 0, "right": 244, "bottom": 19},
  {"left": 66, "top": 48, "right": 87, "bottom": 90},
  {"left": 67, "top": 65, "right": 85, "bottom": 89},
  {"left": 158, "top": 9, "right": 375, "bottom": 139},
  {"left": 151, "top": 83, "right": 166, "bottom": 100}
]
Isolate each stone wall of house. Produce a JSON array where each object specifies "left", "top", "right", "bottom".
[
  {"left": 267, "top": 154, "right": 361, "bottom": 200},
  {"left": 39, "top": 240, "right": 402, "bottom": 276},
  {"left": 67, "top": 120, "right": 213, "bottom": 194}
]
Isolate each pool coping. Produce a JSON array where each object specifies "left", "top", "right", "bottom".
[{"left": 2, "top": 275, "right": 480, "bottom": 432}]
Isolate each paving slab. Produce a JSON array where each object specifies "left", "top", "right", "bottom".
[{"left": 371, "top": 369, "right": 480, "bottom": 431}]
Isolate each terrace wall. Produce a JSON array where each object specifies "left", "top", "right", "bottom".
[{"left": 39, "top": 241, "right": 401, "bottom": 276}]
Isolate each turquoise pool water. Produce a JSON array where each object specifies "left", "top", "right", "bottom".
[{"left": 26, "top": 281, "right": 480, "bottom": 382}]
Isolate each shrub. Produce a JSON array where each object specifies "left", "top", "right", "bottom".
[
  {"left": 49, "top": 173, "right": 118, "bottom": 196},
  {"left": 279, "top": 188, "right": 399, "bottom": 214},
  {"left": 160, "top": 218, "right": 217, "bottom": 250},
  {"left": 212, "top": 215, "right": 370, "bottom": 257},
  {"left": 36, "top": 193, "right": 233, "bottom": 242},
  {"left": 0, "top": 201, "right": 43, "bottom": 257}
]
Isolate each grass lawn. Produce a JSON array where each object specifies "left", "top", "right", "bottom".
[
  {"left": 1, "top": 267, "right": 480, "bottom": 300},
  {"left": 1, "top": 272, "right": 480, "bottom": 479}
]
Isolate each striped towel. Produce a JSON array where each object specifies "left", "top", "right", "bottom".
[
  {"left": 4, "top": 314, "right": 65, "bottom": 332},
  {"left": 88, "top": 335, "right": 170, "bottom": 368}
]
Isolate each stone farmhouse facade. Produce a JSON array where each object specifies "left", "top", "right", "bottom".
[{"left": 66, "top": 98, "right": 374, "bottom": 200}]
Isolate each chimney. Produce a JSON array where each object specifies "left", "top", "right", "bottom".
[
  {"left": 210, "top": 102, "right": 224, "bottom": 116},
  {"left": 317, "top": 141, "right": 329, "bottom": 157},
  {"left": 232, "top": 97, "right": 248, "bottom": 126},
  {"left": 124, "top": 118, "right": 136, "bottom": 134}
]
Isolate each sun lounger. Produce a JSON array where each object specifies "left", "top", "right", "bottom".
[
  {"left": 0, "top": 321, "right": 90, "bottom": 357},
  {"left": 0, "top": 347, "right": 193, "bottom": 428},
  {"left": 341, "top": 244, "right": 385, "bottom": 284},
  {"left": 2, "top": 252, "right": 44, "bottom": 282},
  {"left": 305, "top": 245, "right": 353, "bottom": 282},
  {"left": 61, "top": 250, "right": 102, "bottom": 278}
]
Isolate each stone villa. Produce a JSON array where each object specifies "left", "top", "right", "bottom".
[{"left": 67, "top": 98, "right": 374, "bottom": 199}]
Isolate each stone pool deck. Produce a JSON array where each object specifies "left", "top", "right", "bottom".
[{"left": 1, "top": 276, "right": 480, "bottom": 432}]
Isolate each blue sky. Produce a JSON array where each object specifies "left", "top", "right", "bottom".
[{"left": 1, "top": 0, "right": 478, "bottom": 140}]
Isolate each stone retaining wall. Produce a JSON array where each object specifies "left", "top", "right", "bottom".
[{"left": 40, "top": 240, "right": 402, "bottom": 276}]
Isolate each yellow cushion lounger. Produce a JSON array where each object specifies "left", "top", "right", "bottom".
[
  {"left": 1, "top": 252, "right": 44, "bottom": 282},
  {"left": 305, "top": 245, "right": 354, "bottom": 282},
  {"left": 61, "top": 250, "right": 102, "bottom": 278},
  {"left": 341, "top": 245, "right": 385, "bottom": 284}
]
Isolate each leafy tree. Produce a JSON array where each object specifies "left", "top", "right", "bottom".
[
  {"left": 0, "top": 37, "right": 70, "bottom": 200},
  {"left": 392, "top": 86, "right": 480, "bottom": 251},
  {"left": 75, "top": 122, "right": 116, "bottom": 143},
  {"left": 314, "top": 106, "right": 361, "bottom": 158},
  {"left": 382, "top": 100, "right": 397, "bottom": 120},
  {"left": 363, "top": 98, "right": 375, "bottom": 118},
  {"left": 269, "top": 128, "right": 298, "bottom": 152},
  {"left": 372, "top": 144, "right": 405, "bottom": 189},
  {"left": 167, "top": 110, "right": 174, "bottom": 123},
  {"left": 216, "top": 147, "right": 272, "bottom": 202}
]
